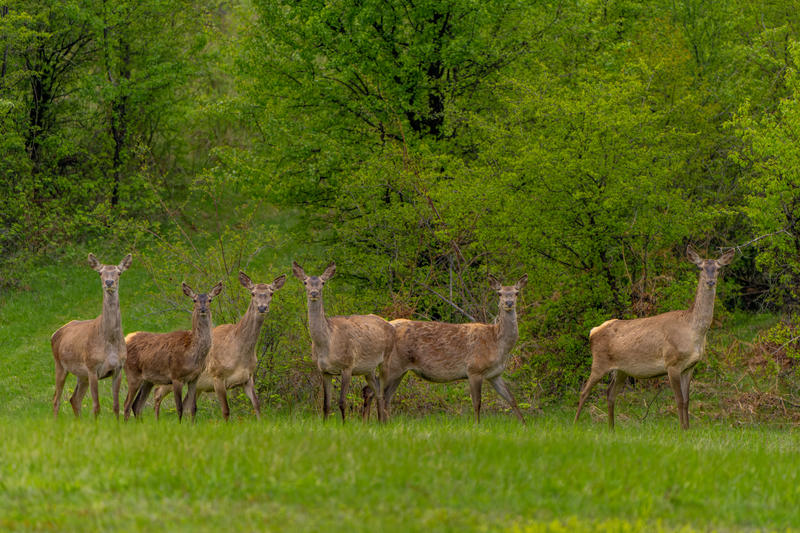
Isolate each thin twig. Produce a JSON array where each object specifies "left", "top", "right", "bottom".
[{"left": 415, "top": 281, "right": 476, "bottom": 322}]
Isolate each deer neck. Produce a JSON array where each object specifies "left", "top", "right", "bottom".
[
  {"left": 689, "top": 279, "right": 717, "bottom": 334},
  {"left": 307, "top": 298, "right": 331, "bottom": 348},
  {"left": 495, "top": 307, "right": 519, "bottom": 354},
  {"left": 190, "top": 310, "right": 213, "bottom": 364},
  {"left": 100, "top": 289, "right": 123, "bottom": 345},
  {"left": 234, "top": 300, "right": 267, "bottom": 353}
]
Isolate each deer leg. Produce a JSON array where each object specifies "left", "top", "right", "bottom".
[
  {"left": 111, "top": 368, "right": 124, "bottom": 420},
  {"left": 53, "top": 362, "right": 67, "bottom": 418},
  {"left": 575, "top": 368, "right": 606, "bottom": 423},
  {"left": 468, "top": 373, "right": 484, "bottom": 424},
  {"left": 338, "top": 369, "right": 353, "bottom": 424},
  {"left": 667, "top": 366, "right": 686, "bottom": 430},
  {"left": 606, "top": 370, "right": 628, "bottom": 430},
  {"left": 382, "top": 370, "right": 408, "bottom": 417},
  {"left": 153, "top": 386, "right": 169, "bottom": 420},
  {"left": 123, "top": 375, "right": 141, "bottom": 421},
  {"left": 69, "top": 377, "right": 89, "bottom": 417},
  {"left": 172, "top": 380, "right": 184, "bottom": 422},
  {"left": 88, "top": 372, "right": 101, "bottom": 418},
  {"left": 214, "top": 378, "right": 230, "bottom": 421},
  {"left": 184, "top": 380, "right": 198, "bottom": 423},
  {"left": 322, "top": 373, "right": 333, "bottom": 421},
  {"left": 361, "top": 385, "right": 374, "bottom": 422},
  {"left": 132, "top": 381, "right": 154, "bottom": 419},
  {"left": 364, "top": 371, "right": 385, "bottom": 423},
  {"left": 244, "top": 375, "right": 261, "bottom": 420},
  {"left": 680, "top": 368, "right": 694, "bottom": 430},
  {"left": 489, "top": 376, "right": 525, "bottom": 425}
]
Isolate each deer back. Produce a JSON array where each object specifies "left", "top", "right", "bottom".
[
  {"left": 322, "top": 314, "right": 394, "bottom": 374},
  {"left": 125, "top": 330, "right": 193, "bottom": 383}
]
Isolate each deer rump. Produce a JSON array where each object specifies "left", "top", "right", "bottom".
[
  {"left": 316, "top": 315, "right": 394, "bottom": 375},
  {"left": 391, "top": 320, "right": 500, "bottom": 382}
]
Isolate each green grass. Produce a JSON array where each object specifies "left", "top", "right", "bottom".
[{"left": 1, "top": 413, "right": 799, "bottom": 532}]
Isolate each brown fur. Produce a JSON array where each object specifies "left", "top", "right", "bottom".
[
  {"left": 574, "top": 246, "right": 736, "bottom": 430},
  {"left": 122, "top": 281, "right": 222, "bottom": 421},
  {"left": 152, "top": 272, "right": 286, "bottom": 420},
  {"left": 292, "top": 261, "right": 394, "bottom": 423},
  {"left": 373, "top": 274, "right": 528, "bottom": 424},
  {"left": 51, "top": 253, "right": 132, "bottom": 418}
]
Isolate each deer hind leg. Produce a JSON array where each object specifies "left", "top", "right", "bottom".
[
  {"left": 489, "top": 376, "right": 525, "bottom": 425},
  {"left": 183, "top": 380, "right": 198, "bottom": 423},
  {"left": 123, "top": 375, "right": 141, "bottom": 421},
  {"left": 363, "top": 371, "right": 385, "bottom": 423},
  {"left": 132, "top": 381, "right": 154, "bottom": 419},
  {"left": 69, "top": 377, "right": 89, "bottom": 417},
  {"left": 338, "top": 369, "right": 353, "bottom": 424},
  {"left": 214, "top": 378, "right": 230, "bottom": 421},
  {"left": 360, "top": 385, "right": 374, "bottom": 422},
  {"left": 243, "top": 375, "right": 260, "bottom": 420},
  {"left": 667, "top": 366, "right": 687, "bottom": 430},
  {"left": 381, "top": 367, "right": 409, "bottom": 417},
  {"left": 574, "top": 368, "right": 606, "bottom": 423},
  {"left": 606, "top": 370, "right": 628, "bottom": 430},
  {"left": 172, "top": 380, "right": 184, "bottom": 422},
  {"left": 680, "top": 367, "right": 694, "bottom": 430},
  {"left": 53, "top": 361, "right": 68, "bottom": 418},
  {"left": 468, "top": 373, "right": 484, "bottom": 424},
  {"left": 153, "top": 386, "right": 170, "bottom": 420},
  {"left": 322, "top": 373, "right": 333, "bottom": 421}
]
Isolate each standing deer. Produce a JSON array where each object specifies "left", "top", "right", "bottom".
[
  {"left": 371, "top": 274, "right": 528, "bottom": 424},
  {"left": 152, "top": 272, "right": 286, "bottom": 421},
  {"left": 292, "top": 261, "right": 394, "bottom": 423},
  {"left": 51, "top": 253, "right": 133, "bottom": 418},
  {"left": 574, "top": 246, "right": 736, "bottom": 430},
  {"left": 123, "top": 281, "right": 223, "bottom": 421}
]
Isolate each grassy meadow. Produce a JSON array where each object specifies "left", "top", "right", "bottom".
[{"left": 1, "top": 248, "right": 799, "bottom": 532}]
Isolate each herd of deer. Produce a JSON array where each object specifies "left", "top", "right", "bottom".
[{"left": 50, "top": 246, "right": 736, "bottom": 430}]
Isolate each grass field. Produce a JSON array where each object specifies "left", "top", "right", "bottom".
[{"left": 2, "top": 249, "right": 800, "bottom": 532}]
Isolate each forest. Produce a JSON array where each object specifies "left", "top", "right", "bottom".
[{"left": 3, "top": 0, "right": 800, "bottom": 414}]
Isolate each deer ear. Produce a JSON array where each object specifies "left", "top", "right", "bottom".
[
  {"left": 118, "top": 254, "right": 132, "bottom": 272},
  {"left": 88, "top": 253, "right": 102, "bottom": 272},
  {"left": 686, "top": 245, "right": 704, "bottom": 267},
  {"left": 515, "top": 274, "right": 528, "bottom": 290},
  {"left": 717, "top": 248, "right": 736, "bottom": 266},
  {"left": 209, "top": 281, "right": 224, "bottom": 298},
  {"left": 291, "top": 261, "right": 306, "bottom": 280},
  {"left": 321, "top": 261, "right": 336, "bottom": 281},
  {"left": 488, "top": 275, "right": 502, "bottom": 291},
  {"left": 182, "top": 282, "right": 197, "bottom": 300},
  {"left": 271, "top": 274, "right": 287, "bottom": 290},
  {"left": 238, "top": 271, "right": 254, "bottom": 290}
]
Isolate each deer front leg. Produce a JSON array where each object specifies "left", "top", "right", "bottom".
[
  {"left": 172, "top": 380, "right": 184, "bottom": 422},
  {"left": 667, "top": 366, "right": 687, "bottom": 430},
  {"left": 489, "top": 376, "right": 525, "bottom": 425},
  {"left": 243, "top": 375, "right": 261, "bottom": 420},
  {"left": 339, "top": 368, "right": 352, "bottom": 424},
  {"left": 184, "top": 380, "right": 198, "bottom": 423},
  {"left": 680, "top": 367, "right": 694, "bottom": 430},
  {"left": 214, "top": 378, "right": 230, "bottom": 421},
  {"left": 468, "top": 373, "right": 484, "bottom": 424},
  {"left": 111, "top": 367, "right": 123, "bottom": 420},
  {"left": 322, "top": 373, "right": 333, "bottom": 421},
  {"left": 88, "top": 372, "right": 101, "bottom": 418}
]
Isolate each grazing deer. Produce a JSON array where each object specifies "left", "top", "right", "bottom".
[
  {"left": 152, "top": 272, "right": 286, "bottom": 421},
  {"left": 123, "top": 281, "right": 223, "bottom": 421},
  {"left": 372, "top": 274, "right": 528, "bottom": 424},
  {"left": 51, "top": 253, "right": 133, "bottom": 418},
  {"left": 292, "top": 261, "right": 394, "bottom": 423},
  {"left": 574, "top": 246, "right": 736, "bottom": 430}
]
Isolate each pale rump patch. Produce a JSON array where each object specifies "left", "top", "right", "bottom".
[{"left": 589, "top": 319, "right": 617, "bottom": 338}]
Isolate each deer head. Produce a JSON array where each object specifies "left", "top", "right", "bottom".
[
  {"left": 239, "top": 271, "right": 287, "bottom": 314},
  {"left": 687, "top": 246, "right": 735, "bottom": 289},
  {"left": 182, "top": 281, "right": 223, "bottom": 316},
  {"left": 292, "top": 261, "right": 336, "bottom": 302},
  {"left": 88, "top": 253, "right": 132, "bottom": 294},
  {"left": 488, "top": 274, "right": 528, "bottom": 312}
]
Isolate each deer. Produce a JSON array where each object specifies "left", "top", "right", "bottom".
[
  {"left": 51, "top": 253, "right": 133, "bottom": 418},
  {"left": 574, "top": 246, "right": 736, "bottom": 430},
  {"left": 292, "top": 261, "right": 394, "bottom": 423},
  {"left": 151, "top": 271, "right": 286, "bottom": 421},
  {"left": 366, "top": 274, "right": 528, "bottom": 424},
  {"left": 122, "top": 281, "right": 223, "bottom": 422}
]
